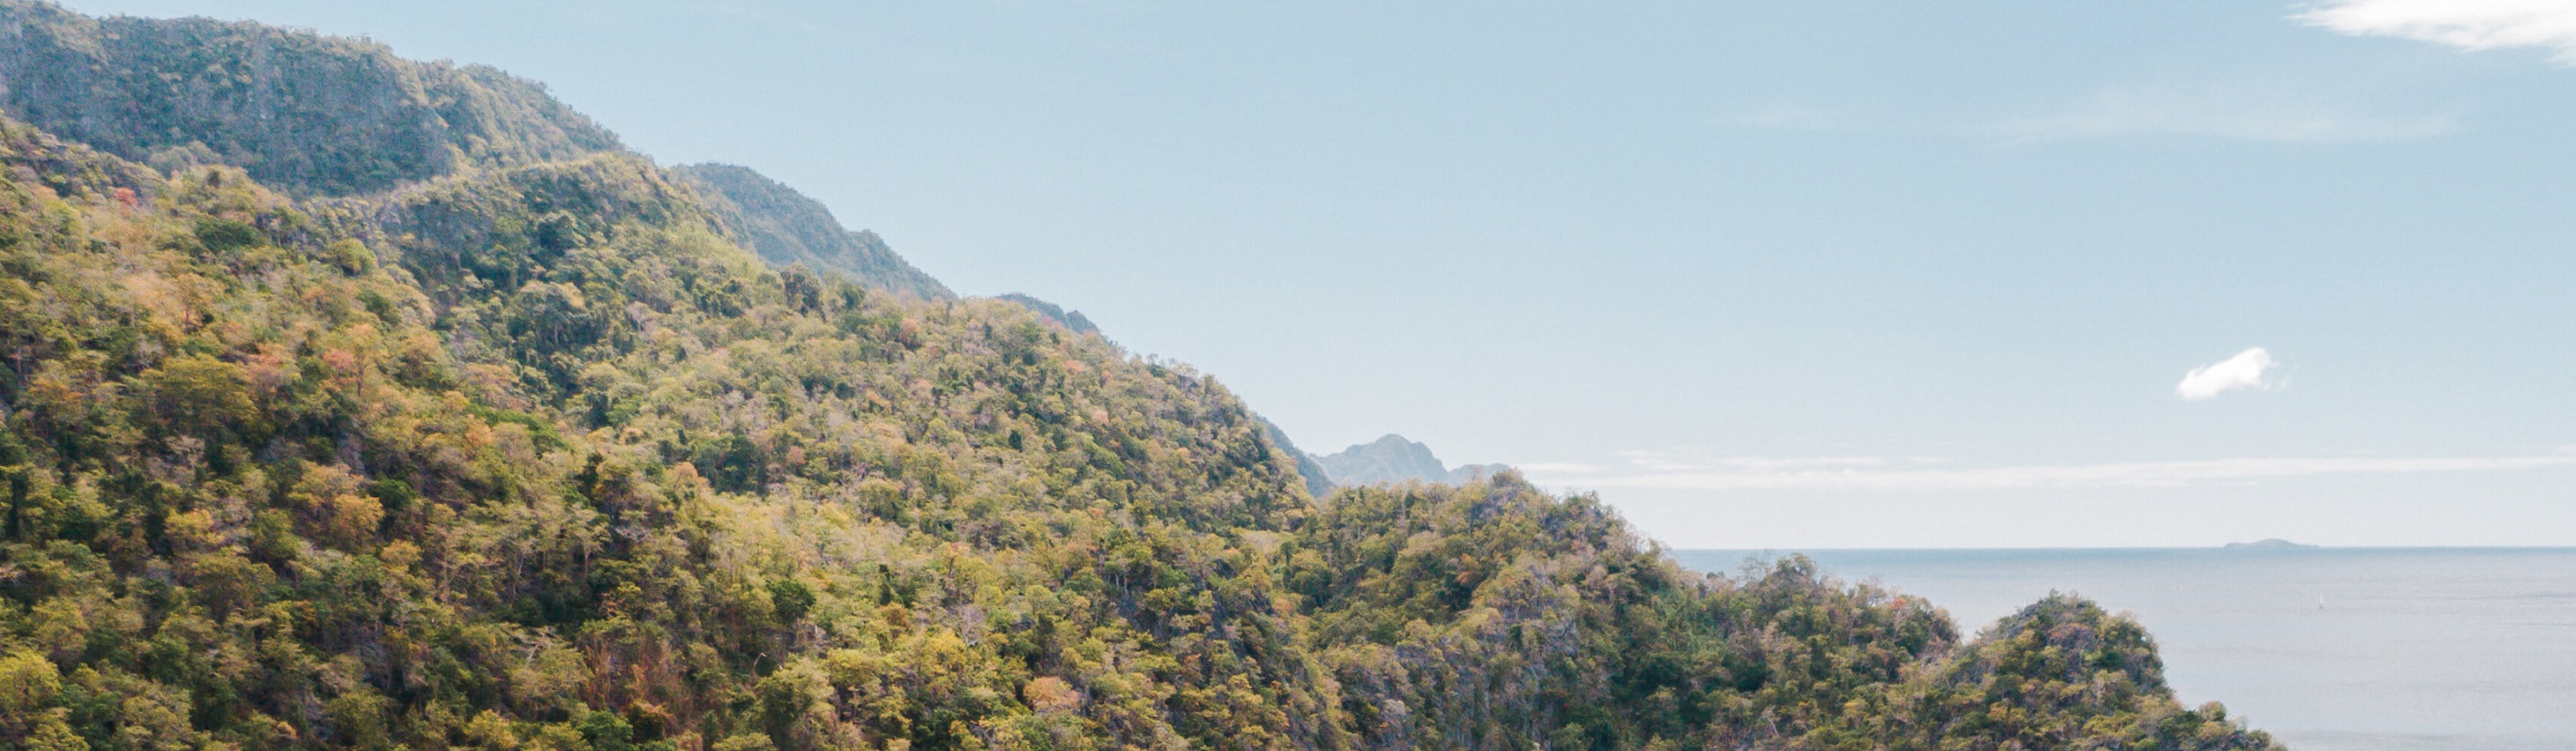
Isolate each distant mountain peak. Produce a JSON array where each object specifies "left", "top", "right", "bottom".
[
  {"left": 998, "top": 293, "right": 1100, "bottom": 335},
  {"left": 1314, "top": 433, "right": 1509, "bottom": 486}
]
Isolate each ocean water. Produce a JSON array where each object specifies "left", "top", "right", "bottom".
[{"left": 1669, "top": 548, "right": 2576, "bottom": 751}]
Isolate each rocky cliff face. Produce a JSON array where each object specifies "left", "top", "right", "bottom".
[{"left": 0, "top": 0, "right": 620, "bottom": 197}]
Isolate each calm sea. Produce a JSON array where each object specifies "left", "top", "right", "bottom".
[{"left": 1670, "top": 548, "right": 2576, "bottom": 751}]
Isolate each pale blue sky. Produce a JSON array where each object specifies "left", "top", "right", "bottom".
[{"left": 60, "top": 0, "right": 2576, "bottom": 547}]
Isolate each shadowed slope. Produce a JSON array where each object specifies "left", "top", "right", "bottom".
[{"left": 674, "top": 162, "right": 953, "bottom": 300}]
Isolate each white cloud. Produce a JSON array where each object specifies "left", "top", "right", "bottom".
[
  {"left": 1530, "top": 453, "right": 2576, "bottom": 492},
  {"left": 1611, "top": 450, "right": 1893, "bottom": 472},
  {"left": 2178, "top": 348, "right": 2278, "bottom": 401},
  {"left": 2001, "top": 86, "right": 2455, "bottom": 143},
  {"left": 1518, "top": 442, "right": 2576, "bottom": 494},
  {"left": 1715, "top": 456, "right": 1886, "bottom": 469},
  {"left": 1617, "top": 451, "right": 1705, "bottom": 472},
  {"left": 1516, "top": 462, "right": 1602, "bottom": 474},
  {"left": 2298, "top": 0, "right": 2576, "bottom": 64}
]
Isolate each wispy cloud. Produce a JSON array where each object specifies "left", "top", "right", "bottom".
[
  {"left": 1523, "top": 452, "right": 2576, "bottom": 492},
  {"left": 2000, "top": 85, "right": 2456, "bottom": 143},
  {"left": 1711, "top": 456, "right": 1886, "bottom": 469},
  {"left": 1610, "top": 450, "right": 1891, "bottom": 472},
  {"left": 1516, "top": 462, "right": 1602, "bottom": 474},
  {"left": 1616, "top": 450, "right": 1707, "bottom": 472},
  {"left": 2299, "top": 0, "right": 2576, "bottom": 64},
  {"left": 2178, "top": 348, "right": 2279, "bottom": 401}
]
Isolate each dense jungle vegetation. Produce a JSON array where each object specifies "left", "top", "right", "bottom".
[{"left": 0, "top": 3, "right": 2283, "bottom": 749}]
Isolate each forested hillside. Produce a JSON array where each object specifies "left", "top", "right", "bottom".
[{"left": 0, "top": 4, "right": 2282, "bottom": 750}]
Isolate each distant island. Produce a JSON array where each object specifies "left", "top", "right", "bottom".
[{"left": 2225, "top": 538, "right": 2320, "bottom": 549}]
